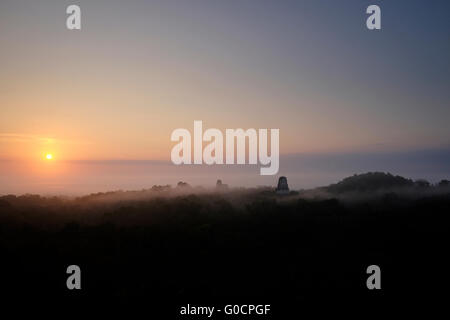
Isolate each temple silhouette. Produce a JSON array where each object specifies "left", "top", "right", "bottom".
[{"left": 276, "top": 176, "right": 289, "bottom": 195}]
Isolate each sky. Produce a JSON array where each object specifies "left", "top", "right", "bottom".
[{"left": 1, "top": 0, "right": 450, "bottom": 194}]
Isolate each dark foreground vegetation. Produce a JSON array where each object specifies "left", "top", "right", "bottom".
[{"left": 0, "top": 172, "right": 449, "bottom": 315}]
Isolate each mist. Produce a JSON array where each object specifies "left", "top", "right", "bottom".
[{"left": 1, "top": 147, "right": 450, "bottom": 196}]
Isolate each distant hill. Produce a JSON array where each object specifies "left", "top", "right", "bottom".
[{"left": 325, "top": 172, "right": 414, "bottom": 194}]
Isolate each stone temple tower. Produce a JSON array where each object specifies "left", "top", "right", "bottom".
[{"left": 276, "top": 176, "right": 289, "bottom": 195}]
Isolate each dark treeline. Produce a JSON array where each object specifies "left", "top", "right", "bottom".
[{"left": 0, "top": 172, "right": 449, "bottom": 314}]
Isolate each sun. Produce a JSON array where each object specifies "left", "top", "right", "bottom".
[{"left": 45, "top": 153, "right": 53, "bottom": 160}]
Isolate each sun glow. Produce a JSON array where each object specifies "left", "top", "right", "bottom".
[{"left": 46, "top": 153, "right": 53, "bottom": 160}]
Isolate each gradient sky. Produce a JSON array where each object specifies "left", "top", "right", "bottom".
[{"left": 1, "top": 0, "right": 449, "bottom": 193}]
